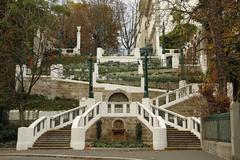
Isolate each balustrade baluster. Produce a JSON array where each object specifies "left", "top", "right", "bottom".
[
  {"left": 60, "top": 116, "right": 64, "bottom": 125},
  {"left": 174, "top": 116, "right": 177, "bottom": 125},
  {"left": 186, "top": 86, "right": 190, "bottom": 95},
  {"left": 165, "top": 112, "right": 168, "bottom": 121},
  {"left": 183, "top": 119, "right": 186, "bottom": 129},
  {"left": 166, "top": 95, "right": 169, "bottom": 104},
  {"left": 176, "top": 90, "right": 179, "bottom": 100},
  {"left": 70, "top": 112, "right": 73, "bottom": 121},
  {"left": 156, "top": 99, "right": 159, "bottom": 107},
  {"left": 141, "top": 107, "right": 144, "bottom": 117}
]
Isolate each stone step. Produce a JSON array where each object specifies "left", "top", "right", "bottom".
[
  {"left": 35, "top": 141, "right": 70, "bottom": 144},
  {"left": 166, "top": 147, "right": 201, "bottom": 150},
  {"left": 33, "top": 126, "right": 71, "bottom": 148},
  {"left": 168, "top": 144, "right": 201, "bottom": 147},
  {"left": 33, "top": 144, "right": 70, "bottom": 147},
  {"left": 168, "top": 140, "right": 199, "bottom": 142},
  {"left": 38, "top": 138, "right": 70, "bottom": 141},
  {"left": 166, "top": 126, "right": 200, "bottom": 149},
  {"left": 30, "top": 147, "right": 72, "bottom": 150}
]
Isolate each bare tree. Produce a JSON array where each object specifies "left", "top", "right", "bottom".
[{"left": 116, "top": 0, "right": 141, "bottom": 53}]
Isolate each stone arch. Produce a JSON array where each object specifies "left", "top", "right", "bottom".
[
  {"left": 112, "top": 119, "right": 125, "bottom": 129},
  {"left": 105, "top": 89, "right": 131, "bottom": 102}
]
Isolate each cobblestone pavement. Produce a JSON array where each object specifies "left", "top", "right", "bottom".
[{"left": 0, "top": 149, "right": 224, "bottom": 160}]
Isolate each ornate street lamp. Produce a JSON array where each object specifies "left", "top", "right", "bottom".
[
  {"left": 162, "top": 21, "right": 166, "bottom": 55},
  {"left": 88, "top": 54, "right": 94, "bottom": 98},
  {"left": 180, "top": 47, "right": 185, "bottom": 80},
  {"left": 140, "top": 47, "right": 152, "bottom": 98}
]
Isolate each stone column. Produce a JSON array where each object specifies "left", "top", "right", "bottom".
[
  {"left": 200, "top": 52, "right": 207, "bottom": 74},
  {"left": 77, "top": 26, "right": 81, "bottom": 51},
  {"left": 138, "top": 60, "right": 143, "bottom": 75},
  {"left": 155, "top": 26, "right": 161, "bottom": 56},
  {"left": 97, "top": 48, "right": 104, "bottom": 61},
  {"left": 230, "top": 102, "right": 240, "bottom": 160},
  {"left": 50, "top": 64, "right": 63, "bottom": 79}
]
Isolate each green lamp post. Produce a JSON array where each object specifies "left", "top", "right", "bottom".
[
  {"left": 88, "top": 54, "right": 94, "bottom": 98},
  {"left": 162, "top": 21, "right": 166, "bottom": 55},
  {"left": 140, "top": 47, "right": 152, "bottom": 98},
  {"left": 180, "top": 47, "right": 185, "bottom": 80}
]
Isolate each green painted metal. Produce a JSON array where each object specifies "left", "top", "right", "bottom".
[
  {"left": 140, "top": 47, "right": 152, "bottom": 98},
  {"left": 88, "top": 55, "right": 94, "bottom": 98},
  {"left": 180, "top": 47, "right": 185, "bottom": 80},
  {"left": 162, "top": 22, "right": 166, "bottom": 55},
  {"left": 204, "top": 112, "right": 231, "bottom": 142}
]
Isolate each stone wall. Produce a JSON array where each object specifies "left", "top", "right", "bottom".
[
  {"left": 167, "top": 96, "right": 207, "bottom": 117},
  {"left": 25, "top": 77, "right": 163, "bottom": 102},
  {"left": 202, "top": 140, "right": 231, "bottom": 160},
  {"left": 85, "top": 117, "right": 153, "bottom": 147}
]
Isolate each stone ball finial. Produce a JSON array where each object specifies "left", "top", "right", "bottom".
[{"left": 77, "top": 26, "right": 81, "bottom": 32}]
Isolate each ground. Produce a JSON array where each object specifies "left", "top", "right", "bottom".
[{"left": 0, "top": 149, "right": 224, "bottom": 160}]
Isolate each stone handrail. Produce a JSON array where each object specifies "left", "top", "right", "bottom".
[
  {"left": 28, "top": 116, "right": 48, "bottom": 139},
  {"left": 71, "top": 101, "right": 167, "bottom": 150},
  {"left": 17, "top": 103, "right": 88, "bottom": 150},
  {"left": 151, "top": 84, "right": 199, "bottom": 109},
  {"left": 151, "top": 105, "right": 201, "bottom": 139},
  {"left": 17, "top": 116, "right": 49, "bottom": 150},
  {"left": 136, "top": 102, "right": 159, "bottom": 131},
  {"left": 50, "top": 105, "right": 87, "bottom": 129}
]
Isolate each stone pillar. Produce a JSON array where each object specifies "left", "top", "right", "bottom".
[
  {"left": 152, "top": 127, "right": 167, "bottom": 150},
  {"left": 172, "top": 54, "right": 180, "bottom": 69},
  {"left": 142, "top": 98, "right": 150, "bottom": 109},
  {"left": 97, "top": 48, "right": 104, "bottom": 61},
  {"left": 16, "top": 127, "right": 34, "bottom": 150},
  {"left": 179, "top": 80, "right": 187, "bottom": 88},
  {"left": 230, "top": 102, "right": 240, "bottom": 160},
  {"left": 22, "top": 64, "right": 27, "bottom": 77},
  {"left": 141, "top": 77, "right": 145, "bottom": 91},
  {"left": 227, "top": 82, "right": 233, "bottom": 102},
  {"left": 200, "top": 52, "right": 207, "bottom": 74},
  {"left": 133, "top": 48, "right": 141, "bottom": 58},
  {"left": 77, "top": 26, "right": 81, "bottom": 52},
  {"left": 155, "top": 26, "right": 161, "bottom": 56},
  {"left": 50, "top": 64, "right": 63, "bottom": 79},
  {"left": 138, "top": 60, "right": 143, "bottom": 75},
  {"left": 71, "top": 127, "right": 85, "bottom": 150}
]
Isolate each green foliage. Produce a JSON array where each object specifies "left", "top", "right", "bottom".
[
  {"left": 99, "top": 62, "right": 138, "bottom": 74},
  {"left": 160, "top": 23, "right": 197, "bottom": 49},
  {"left": 0, "top": 124, "right": 17, "bottom": 146},
  {"left": 135, "top": 123, "right": 142, "bottom": 143},
  {"left": 96, "top": 120, "right": 102, "bottom": 140},
  {"left": 49, "top": 55, "right": 96, "bottom": 66},
  {"left": 93, "top": 140, "right": 148, "bottom": 148},
  {"left": 24, "top": 95, "right": 79, "bottom": 111}
]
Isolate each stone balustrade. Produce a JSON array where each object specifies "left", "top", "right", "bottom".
[
  {"left": 16, "top": 101, "right": 89, "bottom": 150},
  {"left": 151, "top": 105, "right": 201, "bottom": 139},
  {"left": 71, "top": 101, "right": 167, "bottom": 150},
  {"left": 151, "top": 83, "right": 199, "bottom": 109}
]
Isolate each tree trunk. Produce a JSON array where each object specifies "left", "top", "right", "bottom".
[
  {"left": 208, "top": 0, "right": 228, "bottom": 96},
  {"left": 19, "top": 103, "right": 26, "bottom": 127}
]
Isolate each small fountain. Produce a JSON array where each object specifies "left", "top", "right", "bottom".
[{"left": 112, "top": 119, "right": 125, "bottom": 141}]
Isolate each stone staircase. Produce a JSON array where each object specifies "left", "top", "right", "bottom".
[
  {"left": 166, "top": 126, "right": 201, "bottom": 150},
  {"left": 30, "top": 125, "right": 72, "bottom": 149}
]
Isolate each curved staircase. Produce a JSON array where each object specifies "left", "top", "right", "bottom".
[
  {"left": 17, "top": 84, "right": 202, "bottom": 151},
  {"left": 30, "top": 126, "right": 72, "bottom": 149}
]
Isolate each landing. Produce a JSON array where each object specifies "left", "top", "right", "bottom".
[{"left": 0, "top": 149, "right": 224, "bottom": 160}]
